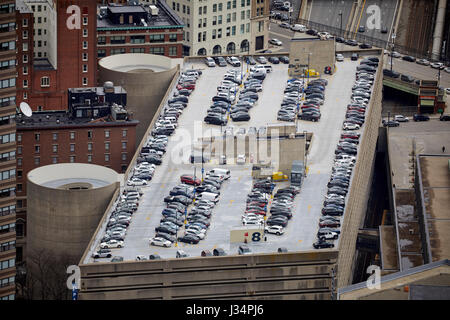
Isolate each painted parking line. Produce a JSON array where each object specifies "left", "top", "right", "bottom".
[
  {"left": 307, "top": 205, "right": 311, "bottom": 212},
  {"left": 298, "top": 240, "right": 303, "bottom": 243}
]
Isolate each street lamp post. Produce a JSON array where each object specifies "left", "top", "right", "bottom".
[
  {"left": 390, "top": 30, "right": 396, "bottom": 72},
  {"left": 339, "top": 12, "right": 343, "bottom": 37},
  {"left": 303, "top": 130, "right": 307, "bottom": 177}
]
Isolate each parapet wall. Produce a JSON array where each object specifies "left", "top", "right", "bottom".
[{"left": 336, "top": 53, "right": 384, "bottom": 288}]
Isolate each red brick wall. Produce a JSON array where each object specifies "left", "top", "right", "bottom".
[{"left": 16, "top": 122, "right": 137, "bottom": 202}]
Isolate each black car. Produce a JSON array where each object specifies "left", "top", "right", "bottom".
[
  {"left": 313, "top": 240, "right": 335, "bottom": 249},
  {"left": 359, "top": 43, "right": 372, "bottom": 49},
  {"left": 231, "top": 112, "right": 250, "bottom": 122},
  {"left": 268, "top": 56, "right": 280, "bottom": 64},
  {"left": 440, "top": 114, "right": 450, "bottom": 121},
  {"left": 346, "top": 39, "right": 358, "bottom": 46},
  {"left": 413, "top": 114, "right": 430, "bottom": 121},
  {"left": 335, "top": 37, "right": 345, "bottom": 43},
  {"left": 212, "top": 95, "right": 232, "bottom": 104},
  {"left": 383, "top": 69, "right": 400, "bottom": 78},
  {"left": 306, "top": 29, "right": 318, "bottom": 35},
  {"left": 402, "top": 55, "right": 416, "bottom": 62},
  {"left": 279, "top": 56, "right": 289, "bottom": 64},
  {"left": 214, "top": 56, "right": 227, "bottom": 67},
  {"left": 351, "top": 53, "right": 359, "bottom": 61},
  {"left": 155, "top": 225, "right": 177, "bottom": 235},
  {"left": 299, "top": 112, "right": 321, "bottom": 122},
  {"left": 400, "top": 74, "right": 414, "bottom": 83},
  {"left": 168, "top": 96, "right": 188, "bottom": 104},
  {"left": 383, "top": 120, "right": 400, "bottom": 127},
  {"left": 145, "top": 155, "right": 162, "bottom": 165},
  {"left": 204, "top": 115, "right": 227, "bottom": 125},
  {"left": 178, "top": 234, "right": 200, "bottom": 244}
]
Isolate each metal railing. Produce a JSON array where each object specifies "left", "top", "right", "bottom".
[{"left": 292, "top": 17, "right": 449, "bottom": 64}]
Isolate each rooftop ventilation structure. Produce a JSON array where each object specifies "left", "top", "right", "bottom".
[
  {"left": 111, "top": 103, "right": 127, "bottom": 121},
  {"left": 149, "top": 5, "right": 159, "bottom": 16}
]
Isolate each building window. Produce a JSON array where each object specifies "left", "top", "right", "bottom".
[
  {"left": 169, "top": 46, "right": 177, "bottom": 56},
  {"left": 130, "top": 35, "right": 145, "bottom": 44},
  {"left": 121, "top": 153, "right": 127, "bottom": 161},
  {"left": 87, "top": 155, "right": 92, "bottom": 163},
  {"left": 23, "top": 66, "right": 28, "bottom": 75},
  {"left": 52, "top": 157, "right": 57, "bottom": 164},
  {"left": 98, "top": 36, "right": 106, "bottom": 45},
  {"left": 218, "top": 15, "right": 222, "bottom": 24},
  {"left": 149, "top": 34, "right": 164, "bottom": 43},
  {"left": 122, "top": 142, "right": 127, "bottom": 150},
  {"left": 87, "top": 143, "right": 92, "bottom": 151},
  {"left": 110, "top": 48, "right": 125, "bottom": 55},
  {"left": 213, "top": 4, "right": 217, "bottom": 12},
  {"left": 122, "top": 130, "right": 127, "bottom": 137},
  {"left": 52, "top": 145, "right": 58, "bottom": 153},
  {"left": 83, "top": 64, "right": 88, "bottom": 73},
  {"left": 82, "top": 41, "right": 88, "bottom": 49},
  {"left": 23, "top": 54, "right": 28, "bottom": 63},
  {"left": 83, "top": 17, "right": 88, "bottom": 25},
  {"left": 17, "top": 158, "right": 22, "bottom": 166},
  {"left": 40, "top": 77, "right": 50, "bottom": 87},
  {"left": 219, "top": 3, "right": 223, "bottom": 11},
  {"left": 105, "top": 154, "right": 110, "bottom": 162},
  {"left": 149, "top": 47, "right": 164, "bottom": 55},
  {"left": 23, "top": 92, "right": 27, "bottom": 100},
  {"left": 131, "top": 48, "right": 144, "bottom": 53},
  {"left": 22, "top": 30, "right": 28, "bottom": 39},
  {"left": 110, "top": 36, "right": 125, "bottom": 44},
  {"left": 83, "top": 29, "right": 88, "bottom": 37},
  {"left": 34, "top": 133, "right": 40, "bottom": 141},
  {"left": 82, "top": 78, "right": 88, "bottom": 86},
  {"left": 227, "top": 13, "right": 231, "bottom": 23},
  {"left": 34, "top": 145, "right": 40, "bottom": 153},
  {"left": 105, "top": 142, "right": 110, "bottom": 151},
  {"left": 70, "top": 144, "right": 75, "bottom": 152},
  {"left": 23, "top": 80, "right": 28, "bottom": 88},
  {"left": 70, "top": 132, "right": 75, "bottom": 140},
  {"left": 17, "top": 147, "right": 22, "bottom": 155},
  {"left": 37, "top": 106, "right": 43, "bottom": 112},
  {"left": 69, "top": 156, "right": 75, "bottom": 163},
  {"left": 82, "top": 53, "right": 88, "bottom": 61},
  {"left": 23, "top": 19, "right": 28, "bottom": 27},
  {"left": 169, "top": 34, "right": 177, "bottom": 42},
  {"left": 34, "top": 157, "right": 39, "bottom": 165},
  {"left": 105, "top": 130, "right": 110, "bottom": 138}
]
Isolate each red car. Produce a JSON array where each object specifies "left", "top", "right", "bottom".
[
  {"left": 301, "top": 105, "right": 319, "bottom": 110},
  {"left": 341, "top": 133, "right": 360, "bottom": 140},
  {"left": 245, "top": 209, "right": 266, "bottom": 215},
  {"left": 180, "top": 175, "right": 201, "bottom": 186},
  {"left": 247, "top": 201, "right": 266, "bottom": 208},
  {"left": 176, "top": 83, "right": 195, "bottom": 91},
  {"left": 347, "top": 106, "right": 365, "bottom": 112}
]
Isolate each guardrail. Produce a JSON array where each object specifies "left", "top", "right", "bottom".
[{"left": 292, "top": 17, "right": 449, "bottom": 64}]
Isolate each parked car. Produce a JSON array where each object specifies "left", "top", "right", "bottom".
[
  {"left": 149, "top": 237, "right": 172, "bottom": 247},
  {"left": 413, "top": 114, "right": 430, "bottom": 122},
  {"left": 313, "top": 240, "right": 335, "bottom": 249},
  {"left": 92, "top": 249, "right": 112, "bottom": 258},
  {"left": 269, "top": 38, "right": 282, "bottom": 46}
]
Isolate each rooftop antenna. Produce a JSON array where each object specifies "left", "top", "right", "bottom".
[{"left": 19, "top": 102, "right": 33, "bottom": 117}]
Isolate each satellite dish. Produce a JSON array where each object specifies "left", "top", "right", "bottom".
[{"left": 19, "top": 102, "right": 32, "bottom": 117}]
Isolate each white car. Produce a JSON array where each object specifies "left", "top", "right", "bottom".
[
  {"left": 236, "top": 154, "right": 246, "bottom": 164},
  {"left": 445, "top": 88, "right": 450, "bottom": 95},
  {"left": 204, "top": 57, "right": 216, "bottom": 67},
  {"left": 319, "top": 232, "right": 339, "bottom": 240},
  {"left": 100, "top": 240, "right": 124, "bottom": 249},
  {"left": 336, "top": 54, "right": 344, "bottom": 62},
  {"left": 291, "top": 24, "right": 306, "bottom": 32},
  {"left": 430, "top": 62, "right": 444, "bottom": 69},
  {"left": 318, "top": 32, "right": 331, "bottom": 39},
  {"left": 127, "top": 178, "right": 147, "bottom": 186},
  {"left": 136, "top": 255, "right": 148, "bottom": 261},
  {"left": 343, "top": 122, "right": 360, "bottom": 130},
  {"left": 352, "top": 97, "right": 369, "bottom": 105},
  {"left": 149, "top": 237, "right": 172, "bottom": 247},
  {"left": 187, "top": 224, "right": 207, "bottom": 234},
  {"left": 265, "top": 225, "right": 285, "bottom": 235},
  {"left": 242, "top": 217, "right": 264, "bottom": 226},
  {"left": 444, "top": 67, "right": 450, "bottom": 74},
  {"left": 269, "top": 38, "right": 282, "bottom": 46},
  {"left": 394, "top": 115, "right": 409, "bottom": 122}
]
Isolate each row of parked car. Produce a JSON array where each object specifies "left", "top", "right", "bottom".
[
  {"left": 313, "top": 59, "right": 376, "bottom": 249},
  {"left": 277, "top": 78, "right": 303, "bottom": 122},
  {"left": 298, "top": 78, "right": 328, "bottom": 122},
  {"left": 91, "top": 187, "right": 144, "bottom": 259},
  {"left": 92, "top": 70, "right": 204, "bottom": 261}
]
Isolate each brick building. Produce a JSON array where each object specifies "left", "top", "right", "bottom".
[
  {"left": 97, "top": 0, "right": 184, "bottom": 60},
  {"left": 16, "top": 0, "right": 98, "bottom": 112},
  {"left": 15, "top": 83, "right": 138, "bottom": 266},
  {"left": 0, "top": 0, "right": 17, "bottom": 301}
]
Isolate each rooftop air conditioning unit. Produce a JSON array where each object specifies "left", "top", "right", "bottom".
[{"left": 149, "top": 5, "right": 159, "bottom": 16}]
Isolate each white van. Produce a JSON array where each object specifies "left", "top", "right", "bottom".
[
  {"left": 198, "top": 192, "right": 220, "bottom": 203},
  {"left": 291, "top": 24, "right": 306, "bottom": 32},
  {"left": 209, "top": 168, "right": 230, "bottom": 179}
]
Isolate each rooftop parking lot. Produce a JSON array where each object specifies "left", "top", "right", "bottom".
[{"left": 84, "top": 55, "right": 373, "bottom": 263}]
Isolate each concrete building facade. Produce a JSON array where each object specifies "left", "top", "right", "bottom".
[
  {"left": 166, "top": 0, "right": 270, "bottom": 56},
  {"left": 27, "top": 163, "right": 120, "bottom": 261},
  {"left": 98, "top": 53, "right": 179, "bottom": 143},
  {"left": 0, "top": 0, "right": 17, "bottom": 301}
]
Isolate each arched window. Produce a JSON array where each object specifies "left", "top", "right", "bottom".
[
  {"left": 240, "top": 39, "right": 249, "bottom": 52},
  {"left": 197, "top": 48, "right": 207, "bottom": 56},
  {"left": 212, "top": 45, "right": 222, "bottom": 54}
]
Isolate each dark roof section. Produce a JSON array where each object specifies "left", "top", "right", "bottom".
[
  {"left": 16, "top": 110, "right": 138, "bottom": 130},
  {"left": 97, "top": 0, "right": 183, "bottom": 30},
  {"left": 33, "top": 58, "right": 55, "bottom": 70}
]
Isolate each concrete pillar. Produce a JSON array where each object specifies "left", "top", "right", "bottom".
[{"left": 432, "top": 0, "right": 447, "bottom": 60}]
